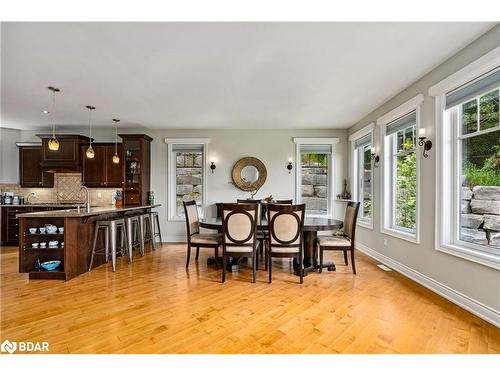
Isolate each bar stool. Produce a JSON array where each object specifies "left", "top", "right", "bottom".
[
  {"left": 140, "top": 213, "right": 156, "bottom": 250},
  {"left": 89, "top": 218, "right": 130, "bottom": 272},
  {"left": 151, "top": 211, "right": 163, "bottom": 245},
  {"left": 125, "top": 214, "right": 144, "bottom": 260}
]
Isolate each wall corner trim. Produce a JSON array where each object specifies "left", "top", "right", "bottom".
[{"left": 355, "top": 241, "right": 500, "bottom": 328}]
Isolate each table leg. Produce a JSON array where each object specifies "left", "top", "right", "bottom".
[{"left": 295, "top": 230, "right": 336, "bottom": 276}]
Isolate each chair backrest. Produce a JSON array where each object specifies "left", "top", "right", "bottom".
[
  {"left": 183, "top": 200, "right": 200, "bottom": 239},
  {"left": 275, "top": 199, "right": 293, "bottom": 204},
  {"left": 215, "top": 202, "right": 224, "bottom": 219},
  {"left": 267, "top": 204, "right": 305, "bottom": 248},
  {"left": 343, "top": 201, "right": 360, "bottom": 241},
  {"left": 221, "top": 203, "right": 258, "bottom": 250},
  {"left": 237, "top": 199, "right": 262, "bottom": 222}
]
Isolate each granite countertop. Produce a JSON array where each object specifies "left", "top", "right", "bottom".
[
  {"left": 17, "top": 204, "right": 161, "bottom": 218},
  {"left": 1, "top": 203, "right": 83, "bottom": 208}
]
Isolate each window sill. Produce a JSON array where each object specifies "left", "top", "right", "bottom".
[
  {"left": 357, "top": 221, "right": 373, "bottom": 230},
  {"left": 381, "top": 227, "right": 419, "bottom": 244},
  {"left": 436, "top": 243, "right": 500, "bottom": 270}
]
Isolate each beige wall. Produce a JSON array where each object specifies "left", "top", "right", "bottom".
[{"left": 347, "top": 25, "right": 500, "bottom": 317}]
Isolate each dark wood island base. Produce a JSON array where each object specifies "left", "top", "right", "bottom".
[{"left": 18, "top": 205, "right": 160, "bottom": 280}]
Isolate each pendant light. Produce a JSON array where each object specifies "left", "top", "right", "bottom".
[
  {"left": 112, "top": 118, "right": 120, "bottom": 164},
  {"left": 85, "top": 105, "right": 96, "bottom": 159},
  {"left": 47, "top": 86, "right": 60, "bottom": 151}
]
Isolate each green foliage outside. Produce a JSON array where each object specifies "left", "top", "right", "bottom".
[{"left": 395, "top": 138, "right": 417, "bottom": 230}]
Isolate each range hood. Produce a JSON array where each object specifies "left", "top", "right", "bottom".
[{"left": 37, "top": 134, "right": 93, "bottom": 173}]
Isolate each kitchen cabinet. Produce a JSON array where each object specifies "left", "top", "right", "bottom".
[
  {"left": 38, "top": 134, "right": 91, "bottom": 172},
  {"left": 81, "top": 143, "right": 123, "bottom": 188},
  {"left": 120, "top": 134, "right": 153, "bottom": 206},
  {"left": 19, "top": 145, "right": 54, "bottom": 187}
]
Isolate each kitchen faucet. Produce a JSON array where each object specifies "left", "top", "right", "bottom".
[{"left": 80, "top": 186, "right": 91, "bottom": 212}]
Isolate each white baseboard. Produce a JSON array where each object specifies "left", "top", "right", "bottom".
[{"left": 355, "top": 241, "right": 500, "bottom": 328}]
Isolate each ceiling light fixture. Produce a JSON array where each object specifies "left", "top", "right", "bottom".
[
  {"left": 112, "top": 118, "right": 120, "bottom": 164},
  {"left": 47, "top": 86, "right": 60, "bottom": 151},
  {"left": 85, "top": 105, "right": 96, "bottom": 159},
  {"left": 42, "top": 110, "right": 50, "bottom": 114}
]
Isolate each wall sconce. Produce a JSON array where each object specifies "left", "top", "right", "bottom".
[
  {"left": 287, "top": 158, "right": 293, "bottom": 174},
  {"left": 210, "top": 161, "right": 216, "bottom": 173},
  {"left": 371, "top": 147, "right": 380, "bottom": 168},
  {"left": 418, "top": 128, "right": 432, "bottom": 158}
]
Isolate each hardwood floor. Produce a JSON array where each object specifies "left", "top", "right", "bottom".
[{"left": 1, "top": 244, "right": 499, "bottom": 354}]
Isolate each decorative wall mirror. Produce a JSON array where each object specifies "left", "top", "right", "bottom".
[{"left": 232, "top": 157, "right": 267, "bottom": 192}]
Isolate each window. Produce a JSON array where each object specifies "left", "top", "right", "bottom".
[
  {"left": 165, "top": 139, "right": 209, "bottom": 221},
  {"left": 430, "top": 46, "right": 500, "bottom": 268},
  {"left": 349, "top": 124, "right": 374, "bottom": 228},
  {"left": 433, "top": 69, "right": 500, "bottom": 267},
  {"left": 378, "top": 94, "right": 423, "bottom": 243},
  {"left": 293, "top": 138, "right": 339, "bottom": 218}
]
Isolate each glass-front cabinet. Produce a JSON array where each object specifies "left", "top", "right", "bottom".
[{"left": 119, "top": 134, "right": 153, "bottom": 206}]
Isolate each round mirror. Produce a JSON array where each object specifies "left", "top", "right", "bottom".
[
  {"left": 232, "top": 157, "right": 267, "bottom": 192},
  {"left": 241, "top": 165, "right": 259, "bottom": 184}
]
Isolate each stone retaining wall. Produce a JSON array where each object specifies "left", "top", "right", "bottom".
[
  {"left": 461, "top": 186, "right": 500, "bottom": 247},
  {"left": 176, "top": 153, "right": 203, "bottom": 216},
  {"left": 301, "top": 166, "right": 327, "bottom": 214}
]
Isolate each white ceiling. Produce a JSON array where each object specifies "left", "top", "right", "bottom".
[{"left": 1, "top": 22, "right": 495, "bottom": 130}]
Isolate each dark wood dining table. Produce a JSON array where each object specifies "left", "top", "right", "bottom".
[{"left": 200, "top": 217, "right": 343, "bottom": 275}]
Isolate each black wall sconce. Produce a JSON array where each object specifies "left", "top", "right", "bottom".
[
  {"left": 210, "top": 161, "right": 216, "bottom": 173},
  {"left": 371, "top": 147, "right": 380, "bottom": 168},
  {"left": 287, "top": 159, "right": 293, "bottom": 174},
  {"left": 418, "top": 128, "right": 432, "bottom": 158}
]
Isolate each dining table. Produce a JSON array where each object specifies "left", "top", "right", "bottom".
[{"left": 200, "top": 216, "right": 343, "bottom": 275}]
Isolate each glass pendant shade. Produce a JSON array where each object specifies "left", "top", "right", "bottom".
[
  {"left": 86, "top": 145, "right": 95, "bottom": 159},
  {"left": 112, "top": 118, "right": 120, "bottom": 164},
  {"left": 112, "top": 153, "right": 120, "bottom": 164},
  {"left": 48, "top": 137, "right": 60, "bottom": 151}
]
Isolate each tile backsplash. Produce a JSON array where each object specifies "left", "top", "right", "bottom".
[{"left": 0, "top": 173, "right": 118, "bottom": 205}]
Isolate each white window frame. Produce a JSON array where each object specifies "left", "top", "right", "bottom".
[
  {"left": 164, "top": 138, "right": 210, "bottom": 222},
  {"left": 429, "top": 46, "right": 500, "bottom": 269},
  {"left": 293, "top": 138, "right": 339, "bottom": 218},
  {"left": 377, "top": 94, "right": 423, "bottom": 244},
  {"left": 349, "top": 123, "right": 375, "bottom": 229}
]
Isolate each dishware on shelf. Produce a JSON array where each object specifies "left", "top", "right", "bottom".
[
  {"left": 40, "top": 260, "right": 61, "bottom": 271},
  {"left": 32, "top": 242, "right": 39, "bottom": 248},
  {"left": 45, "top": 224, "right": 58, "bottom": 234},
  {"left": 48, "top": 240, "right": 59, "bottom": 248},
  {"left": 39, "top": 242, "right": 47, "bottom": 248},
  {"left": 39, "top": 227, "right": 47, "bottom": 234},
  {"left": 61, "top": 242, "right": 64, "bottom": 247},
  {"left": 58, "top": 227, "right": 64, "bottom": 233},
  {"left": 29, "top": 228, "right": 37, "bottom": 234},
  {"left": 34, "top": 258, "right": 42, "bottom": 271}
]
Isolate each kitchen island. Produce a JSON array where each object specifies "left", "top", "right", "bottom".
[{"left": 17, "top": 204, "right": 161, "bottom": 280}]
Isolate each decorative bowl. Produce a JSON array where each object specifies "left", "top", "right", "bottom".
[
  {"left": 41, "top": 260, "right": 61, "bottom": 271},
  {"left": 39, "top": 227, "right": 47, "bottom": 234},
  {"left": 58, "top": 227, "right": 64, "bottom": 233},
  {"left": 32, "top": 243, "right": 39, "bottom": 248},
  {"left": 39, "top": 242, "right": 47, "bottom": 248},
  {"left": 29, "top": 228, "right": 37, "bottom": 234}
]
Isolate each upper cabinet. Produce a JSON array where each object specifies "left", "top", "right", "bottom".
[
  {"left": 120, "top": 134, "right": 153, "bottom": 206},
  {"left": 38, "top": 134, "right": 92, "bottom": 172},
  {"left": 18, "top": 144, "right": 54, "bottom": 188},
  {"left": 81, "top": 143, "right": 123, "bottom": 188}
]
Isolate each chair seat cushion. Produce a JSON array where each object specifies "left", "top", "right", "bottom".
[
  {"left": 269, "top": 246, "right": 300, "bottom": 254},
  {"left": 318, "top": 235, "right": 351, "bottom": 247},
  {"left": 225, "top": 245, "right": 254, "bottom": 253},
  {"left": 191, "top": 233, "right": 222, "bottom": 245}
]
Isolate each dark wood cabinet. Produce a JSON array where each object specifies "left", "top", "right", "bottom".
[
  {"left": 19, "top": 145, "right": 54, "bottom": 187},
  {"left": 120, "top": 134, "right": 153, "bottom": 206},
  {"left": 38, "top": 134, "right": 91, "bottom": 172},
  {"left": 81, "top": 143, "right": 123, "bottom": 188},
  {"left": 1, "top": 207, "right": 29, "bottom": 246}
]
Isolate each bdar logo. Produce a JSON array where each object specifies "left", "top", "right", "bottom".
[{"left": 1, "top": 339, "right": 17, "bottom": 354}]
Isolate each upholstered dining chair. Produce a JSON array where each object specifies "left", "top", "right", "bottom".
[
  {"left": 221, "top": 203, "right": 259, "bottom": 283},
  {"left": 236, "top": 199, "right": 266, "bottom": 267},
  {"left": 183, "top": 200, "right": 222, "bottom": 269},
  {"left": 316, "top": 201, "right": 360, "bottom": 274},
  {"left": 266, "top": 203, "right": 306, "bottom": 284}
]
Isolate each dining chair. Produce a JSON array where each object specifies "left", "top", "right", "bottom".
[
  {"left": 236, "top": 199, "right": 266, "bottom": 267},
  {"left": 221, "top": 203, "right": 259, "bottom": 283},
  {"left": 183, "top": 200, "right": 222, "bottom": 269},
  {"left": 275, "top": 199, "right": 293, "bottom": 204},
  {"left": 266, "top": 203, "right": 306, "bottom": 284},
  {"left": 316, "top": 201, "right": 360, "bottom": 274}
]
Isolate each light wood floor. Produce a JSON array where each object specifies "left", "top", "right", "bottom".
[{"left": 1, "top": 244, "right": 499, "bottom": 354}]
